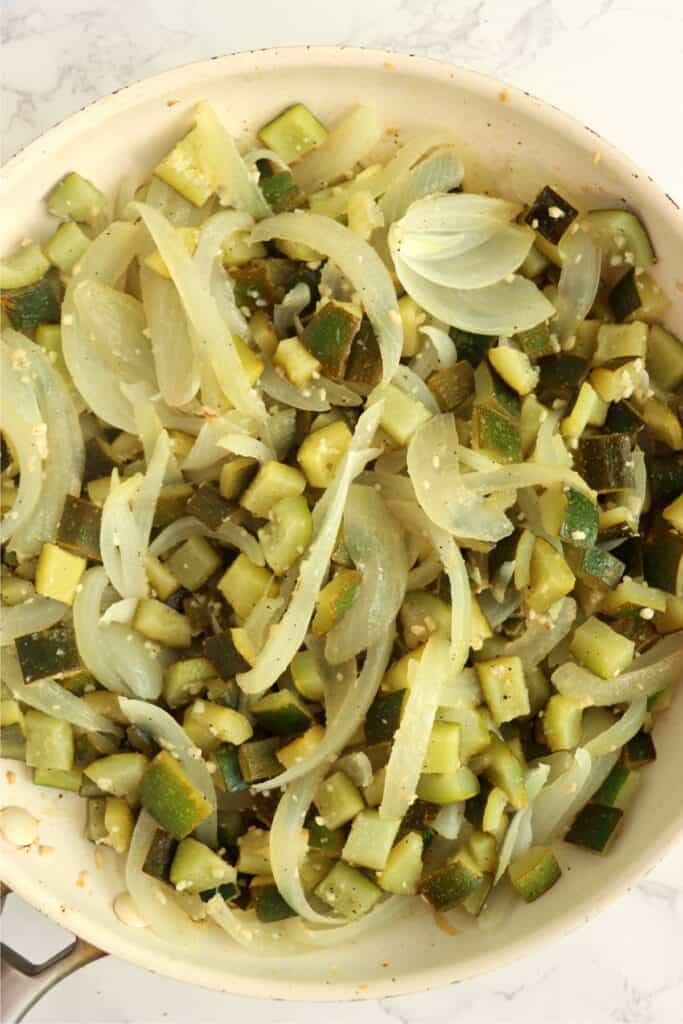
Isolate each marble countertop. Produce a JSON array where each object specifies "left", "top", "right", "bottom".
[{"left": 2, "top": 0, "right": 683, "bottom": 1021}]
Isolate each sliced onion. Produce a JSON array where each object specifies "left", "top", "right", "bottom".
[
  {"left": 552, "top": 633, "right": 683, "bottom": 705},
  {"left": 459, "top": 463, "right": 594, "bottom": 500},
  {"left": 531, "top": 748, "right": 592, "bottom": 845},
  {"left": 379, "top": 147, "right": 464, "bottom": 226},
  {"left": 292, "top": 105, "right": 382, "bottom": 194},
  {"left": 274, "top": 282, "right": 311, "bottom": 337},
  {"left": 182, "top": 413, "right": 259, "bottom": 474},
  {"left": 206, "top": 895, "right": 302, "bottom": 954},
  {"left": 495, "top": 763, "right": 550, "bottom": 884},
  {"left": 433, "top": 802, "right": 465, "bottom": 840},
  {"left": 289, "top": 896, "right": 413, "bottom": 947},
  {"left": 419, "top": 325, "right": 457, "bottom": 369},
  {"left": 390, "top": 365, "right": 439, "bottom": 414},
  {"left": 120, "top": 697, "right": 217, "bottom": 848},
  {"left": 0, "top": 345, "right": 43, "bottom": 548},
  {"left": 399, "top": 225, "right": 534, "bottom": 291},
  {"left": 480, "top": 597, "right": 577, "bottom": 667},
  {"left": 584, "top": 698, "right": 648, "bottom": 758},
  {"left": 335, "top": 751, "right": 374, "bottom": 789},
  {"left": 316, "top": 377, "right": 363, "bottom": 408},
  {"left": 217, "top": 434, "right": 272, "bottom": 462},
  {"left": 149, "top": 514, "right": 263, "bottom": 566},
  {"left": 553, "top": 227, "right": 601, "bottom": 340},
  {"left": 407, "top": 551, "right": 441, "bottom": 591},
  {"left": 140, "top": 267, "right": 199, "bottom": 407},
  {"left": 193, "top": 210, "right": 253, "bottom": 338},
  {"left": 252, "top": 628, "right": 392, "bottom": 792},
  {"left": 0, "top": 597, "right": 66, "bottom": 646},
  {"left": 2, "top": 650, "right": 122, "bottom": 738},
  {"left": 393, "top": 253, "right": 555, "bottom": 336},
  {"left": 74, "top": 281, "right": 156, "bottom": 389},
  {"left": 380, "top": 631, "right": 450, "bottom": 821},
  {"left": 243, "top": 591, "right": 284, "bottom": 654},
  {"left": 252, "top": 213, "right": 402, "bottom": 385},
  {"left": 236, "top": 403, "right": 384, "bottom": 695},
  {"left": 532, "top": 407, "right": 570, "bottom": 467},
  {"left": 135, "top": 202, "right": 266, "bottom": 420},
  {"left": 259, "top": 364, "right": 331, "bottom": 412},
  {"left": 194, "top": 102, "right": 270, "bottom": 219},
  {"left": 325, "top": 486, "right": 408, "bottom": 664},
  {"left": 398, "top": 194, "right": 523, "bottom": 234}
]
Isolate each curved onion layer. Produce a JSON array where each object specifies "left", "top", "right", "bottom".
[
  {"left": 532, "top": 407, "right": 571, "bottom": 468},
  {"left": 531, "top": 748, "right": 592, "bottom": 845},
  {"left": 407, "top": 551, "right": 442, "bottom": 591},
  {"left": 62, "top": 221, "right": 142, "bottom": 431},
  {"left": 236, "top": 403, "right": 384, "bottom": 695},
  {"left": 259, "top": 364, "right": 331, "bottom": 412},
  {"left": 2, "top": 651, "right": 122, "bottom": 738},
  {"left": 251, "top": 213, "right": 402, "bottom": 385},
  {"left": 553, "top": 227, "right": 601, "bottom": 340},
  {"left": 399, "top": 224, "right": 534, "bottom": 291},
  {"left": 393, "top": 253, "right": 555, "bottom": 336},
  {"left": 552, "top": 633, "right": 683, "bottom": 705},
  {"left": 74, "top": 281, "right": 156, "bottom": 389},
  {"left": 288, "top": 896, "right": 413, "bottom": 947},
  {"left": 419, "top": 325, "right": 458, "bottom": 370},
  {"left": 494, "top": 763, "right": 550, "bottom": 884},
  {"left": 459, "top": 463, "right": 594, "bottom": 500},
  {"left": 0, "top": 596, "right": 66, "bottom": 646},
  {"left": 194, "top": 102, "right": 270, "bottom": 219},
  {"left": 325, "top": 486, "right": 408, "bottom": 664},
  {"left": 2, "top": 331, "right": 84, "bottom": 558},
  {"left": 253, "top": 629, "right": 392, "bottom": 792},
  {"left": 207, "top": 896, "right": 302, "bottom": 955},
  {"left": 120, "top": 698, "right": 217, "bottom": 848},
  {"left": 433, "top": 802, "right": 465, "bottom": 840},
  {"left": 149, "top": 514, "right": 264, "bottom": 567},
  {"left": 584, "top": 698, "right": 648, "bottom": 758},
  {"left": 140, "top": 267, "right": 199, "bottom": 407},
  {"left": 218, "top": 434, "right": 272, "bottom": 462},
  {"left": 379, "top": 147, "right": 464, "bottom": 226},
  {"left": 398, "top": 194, "right": 523, "bottom": 234},
  {"left": 380, "top": 631, "right": 450, "bottom": 821},
  {"left": 480, "top": 597, "right": 577, "bottom": 667},
  {"left": 390, "top": 364, "right": 439, "bottom": 414},
  {"left": 243, "top": 591, "right": 284, "bottom": 654},
  {"left": 292, "top": 105, "right": 382, "bottom": 194},
  {"left": 135, "top": 202, "right": 266, "bottom": 420},
  {"left": 273, "top": 282, "right": 311, "bottom": 337},
  {"left": 193, "top": 210, "right": 253, "bottom": 337},
  {"left": 182, "top": 414, "right": 260, "bottom": 474}
]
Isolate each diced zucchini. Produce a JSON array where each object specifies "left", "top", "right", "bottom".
[
  {"left": 213, "top": 744, "right": 248, "bottom": 793},
  {"left": 302, "top": 300, "right": 360, "bottom": 377},
  {"left": 593, "top": 760, "right": 641, "bottom": 810},
  {"left": 251, "top": 690, "right": 312, "bottom": 736},
  {"left": 383, "top": 645, "right": 425, "bottom": 692},
  {"left": 258, "top": 494, "right": 313, "bottom": 575},
  {"left": 427, "top": 361, "right": 474, "bottom": 412},
  {"left": 400, "top": 591, "right": 451, "bottom": 649},
  {"left": 305, "top": 815, "right": 345, "bottom": 856},
  {"left": 86, "top": 477, "right": 113, "bottom": 507},
  {"left": 0, "top": 724, "right": 26, "bottom": 761},
  {"left": 475, "top": 656, "right": 530, "bottom": 725},
  {"left": 450, "top": 327, "right": 494, "bottom": 367},
  {"left": 33, "top": 766, "right": 82, "bottom": 792},
  {"left": 311, "top": 568, "right": 360, "bottom": 637},
  {"left": 482, "top": 786, "right": 508, "bottom": 836},
  {"left": 593, "top": 321, "right": 648, "bottom": 366},
  {"left": 536, "top": 354, "right": 587, "bottom": 404},
  {"left": 375, "top": 383, "right": 433, "bottom": 447},
  {"left": 0, "top": 241, "right": 50, "bottom": 289},
  {"left": 377, "top": 831, "right": 423, "bottom": 895},
  {"left": 561, "top": 382, "right": 608, "bottom": 440},
  {"left": 472, "top": 406, "right": 521, "bottom": 464},
  {"left": 345, "top": 319, "right": 383, "bottom": 395},
  {"left": 520, "top": 395, "right": 548, "bottom": 457},
  {"left": 644, "top": 524, "right": 683, "bottom": 596},
  {"left": 577, "top": 433, "right": 635, "bottom": 493},
  {"left": 605, "top": 401, "right": 643, "bottom": 437},
  {"left": 165, "top": 535, "right": 222, "bottom": 592},
  {"left": 145, "top": 555, "right": 180, "bottom": 602},
  {"left": 474, "top": 360, "right": 521, "bottom": 419},
  {"left": 525, "top": 186, "right": 578, "bottom": 243},
  {"left": 640, "top": 397, "right": 683, "bottom": 450},
  {"left": 365, "top": 689, "right": 406, "bottom": 744},
  {"left": 15, "top": 625, "right": 80, "bottom": 683},
  {"left": 56, "top": 496, "right": 102, "bottom": 561},
  {"left": 624, "top": 729, "right": 656, "bottom": 769},
  {"left": 34, "top": 542, "right": 86, "bottom": 605},
  {"left": 85, "top": 797, "right": 107, "bottom": 843},
  {"left": 154, "top": 129, "right": 212, "bottom": 207},
  {"left": 170, "top": 837, "right": 236, "bottom": 893},
  {"left": 47, "top": 171, "right": 106, "bottom": 222},
  {"left": 609, "top": 268, "right": 669, "bottom": 323},
  {"left": 420, "top": 849, "right": 485, "bottom": 910},
  {"left": 1, "top": 274, "right": 61, "bottom": 330},
  {"left": 416, "top": 766, "right": 480, "bottom": 804},
  {"left": 85, "top": 752, "right": 149, "bottom": 806},
  {"left": 240, "top": 460, "right": 306, "bottom": 517},
  {"left": 315, "top": 771, "right": 365, "bottom": 830},
  {"left": 569, "top": 616, "right": 635, "bottom": 679},
  {"left": 258, "top": 103, "right": 328, "bottom": 164},
  {"left": 203, "top": 630, "right": 250, "bottom": 680},
  {"left": 252, "top": 882, "right": 296, "bottom": 922},
  {"left": 236, "top": 827, "right": 272, "bottom": 875},
  {"left": 315, "top": 860, "right": 381, "bottom": 920},
  {"left": 583, "top": 208, "right": 655, "bottom": 269},
  {"left": 185, "top": 484, "right": 233, "bottom": 530},
  {"left": 467, "top": 829, "right": 498, "bottom": 874},
  {"left": 515, "top": 322, "right": 557, "bottom": 360},
  {"left": 509, "top": 846, "right": 561, "bottom": 902},
  {"left": 276, "top": 724, "right": 324, "bottom": 770},
  {"left": 153, "top": 483, "right": 194, "bottom": 529},
  {"left": 141, "top": 750, "right": 212, "bottom": 839},
  {"left": 273, "top": 335, "right": 321, "bottom": 388},
  {"left": 164, "top": 658, "right": 215, "bottom": 709},
  {"left": 259, "top": 170, "right": 301, "bottom": 213},
  {"left": 183, "top": 701, "right": 253, "bottom": 753},
  {"left": 44, "top": 221, "right": 90, "bottom": 274},
  {"left": 297, "top": 420, "right": 353, "bottom": 488},
  {"left": 482, "top": 736, "right": 527, "bottom": 810},
  {"left": 132, "top": 598, "right": 191, "bottom": 648},
  {"left": 290, "top": 650, "right": 324, "bottom": 702},
  {"left": 558, "top": 489, "right": 599, "bottom": 549},
  {"left": 422, "top": 721, "right": 461, "bottom": 774},
  {"left": 82, "top": 691, "right": 129, "bottom": 724},
  {"left": 543, "top": 694, "right": 585, "bottom": 751},
  {"left": 647, "top": 324, "right": 683, "bottom": 390},
  {"left": 598, "top": 505, "right": 637, "bottom": 542},
  {"left": 527, "top": 538, "right": 576, "bottom": 614},
  {"left": 342, "top": 809, "right": 400, "bottom": 871},
  {"left": 142, "top": 829, "right": 178, "bottom": 881},
  {"left": 231, "top": 258, "right": 298, "bottom": 311},
  {"left": 600, "top": 579, "right": 667, "bottom": 618},
  {"left": 239, "top": 737, "right": 282, "bottom": 782},
  {"left": 217, "top": 554, "right": 275, "bottom": 620},
  {"left": 219, "top": 457, "right": 258, "bottom": 501},
  {"left": 24, "top": 711, "right": 74, "bottom": 772},
  {"left": 101, "top": 797, "right": 134, "bottom": 854},
  {"left": 565, "top": 802, "right": 623, "bottom": 853},
  {"left": 488, "top": 347, "right": 539, "bottom": 396},
  {"left": 233, "top": 334, "right": 265, "bottom": 385}
]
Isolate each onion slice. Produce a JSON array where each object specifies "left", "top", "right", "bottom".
[
  {"left": 194, "top": 102, "right": 270, "bottom": 219},
  {"left": 0, "top": 597, "right": 67, "bottom": 646},
  {"left": 292, "top": 105, "right": 382, "bottom": 194},
  {"left": 552, "top": 633, "right": 683, "bottom": 705},
  {"left": 553, "top": 227, "right": 601, "bottom": 340},
  {"left": 584, "top": 698, "right": 648, "bottom": 758},
  {"left": 379, "top": 146, "right": 464, "bottom": 226}
]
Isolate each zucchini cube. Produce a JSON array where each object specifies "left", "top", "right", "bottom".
[
  {"left": 422, "top": 721, "right": 461, "bottom": 774},
  {"left": 314, "top": 770, "right": 364, "bottom": 830},
  {"left": 475, "top": 655, "right": 530, "bottom": 726},
  {"left": 170, "top": 837, "right": 236, "bottom": 893},
  {"left": 342, "top": 809, "right": 400, "bottom": 871},
  {"left": 240, "top": 460, "right": 306, "bottom": 517},
  {"left": 377, "top": 383, "right": 432, "bottom": 447},
  {"left": 311, "top": 568, "right": 360, "bottom": 637},
  {"left": 508, "top": 845, "right": 561, "bottom": 902},
  {"left": 251, "top": 690, "right": 312, "bottom": 736},
  {"left": 565, "top": 803, "right": 623, "bottom": 854},
  {"left": 24, "top": 710, "right": 74, "bottom": 772},
  {"left": 15, "top": 624, "right": 81, "bottom": 683},
  {"left": 276, "top": 725, "right": 324, "bottom": 771},
  {"left": 297, "top": 420, "right": 353, "bottom": 488},
  {"left": 378, "top": 831, "right": 423, "bottom": 895},
  {"left": 258, "top": 103, "right": 328, "bottom": 164},
  {"left": 420, "top": 849, "right": 484, "bottom": 910},
  {"left": 165, "top": 535, "right": 222, "bottom": 592},
  {"left": 569, "top": 616, "right": 635, "bottom": 679},
  {"left": 141, "top": 750, "right": 212, "bottom": 839},
  {"left": 132, "top": 599, "right": 192, "bottom": 649},
  {"left": 35, "top": 542, "right": 86, "bottom": 606},
  {"left": 314, "top": 861, "right": 381, "bottom": 919}
]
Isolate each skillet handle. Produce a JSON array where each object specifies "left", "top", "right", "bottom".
[{"left": 0, "top": 884, "right": 105, "bottom": 1024}]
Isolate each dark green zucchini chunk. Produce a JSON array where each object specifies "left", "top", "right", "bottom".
[
  {"left": 515, "top": 322, "right": 557, "bottom": 360},
  {"left": 605, "top": 401, "right": 643, "bottom": 436},
  {"left": 15, "top": 625, "right": 81, "bottom": 683},
  {"left": 450, "top": 327, "right": 495, "bottom": 367},
  {"left": 643, "top": 524, "right": 683, "bottom": 594},
  {"left": 0, "top": 724, "right": 26, "bottom": 761},
  {"left": 253, "top": 882, "right": 296, "bottom": 922},
  {"left": 83, "top": 436, "right": 117, "bottom": 482},
  {"left": 420, "top": 850, "right": 484, "bottom": 910},
  {"left": 365, "top": 689, "right": 406, "bottom": 744},
  {"left": 186, "top": 483, "right": 233, "bottom": 530},
  {"left": 624, "top": 730, "right": 656, "bottom": 770},
  {"left": 472, "top": 405, "right": 522, "bottom": 463},
  {"left": 574, "top": 547, "right": 625, "bottom": 589},
  {"left": 427, "top": 360, "right": 474, "bottom": 412},
  {"left": 203, "top": 631, "right": 250, "bottom": 680},
  {"left": 199, "top": 882, "right": 238, "bottom": 904},
  {"left": 251, "top": 690, "right": 312, "bottom": 735},
  {"left": 259, "top": 170, "right": 302, "bottom": 213},
  {"left": 153, "top": 483, "right": 195, "bottom": 529},
  {"left": 1, "top": 273, "right": 61, "bottom": 331},
  {"left": 617, "top": 537, "right": 644, "bottom": 579},
  {"left": 564, "top": 803, "right": 623, "bottom": 853},
  {"left": 398, "top": 799, "right": 439, "bottom": 844},
  {"left": 57, "top": 495, "right": 102, "bottom": 561},
  {"left": 125, "top": 725, "right": 159, "bottom": 759},
  {"left": 214, "top": 744, "right": 249, "bottom": 792},
  {"left": 142, "top": 828, "right": 178, "bottom": 881},
  {"left": 344, "top": 318, "right": 382, "bottom": 394},
  {"left": 592, "top": 760, "right": 640, "bottom": 810},
  {"left": 647, "top": 454, "right": 683, "bottom": 506},
  {"left": 237, "top": 737, "right": 282, "bottom": 783},
  {"left": 301, "top": 300, "right": 361, "bottom": 377},
  {"left": 608, "top": 267, "right": 640, "bottom": 321},
  {"left": 576, "top": 433, "right": 635, "bottom": 493},
  {"left": 525, "top": 186, "right": 578, "bottom": 243},
  {"left": 536, "top": 355, "right": 587, "bottom": 403},
  {"left": 305, "top": 814, "right": 346, "bottom": 855},
  {"left": 474, "top": 362, "right": 521, "bottom": 419},
  {"left": 231, "top": 259, "right": 297, "bottom": 311},
  {"left": 559, "top": 489, "right": 599, "bottom": 549}
]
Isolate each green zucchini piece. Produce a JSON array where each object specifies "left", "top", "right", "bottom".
[
  {"left": 416, "top": 766, "right": 480, "bottom": 804},
  {"left": 314, "top": 771, "right": 365, "bottom": 830},
  {"left": 376, "top": 384, "right": 433, "bottom": 447},
  {"left": 365, "top": 689, "right": 406, "bottom": 744},
  {"left": 142, "top": 828, "right": 178, "bottom": 881},
  {"left": 238, "top": 737, "right": 282, "bottom": 783},
  {"left": 15, "top": 625, "right": 81, "bottom": 684},
  {"left": 0, "top": 241, "right": 50, "bottom": 289},
  {"left": 643, "top": 527, "right": 683, "bottom": 596},
  {"left": 165, "top": 535, "right": 222, "bottom": 592},
  {"left": 519, "top": 243, "right": 550, "bottom": 279},
  {"left": 574, "top": 546, "right": 625, "bottom": 589},
  {"left": 647, "top": 324, "right": 683, "bottom": 390},
  {"left": 467, "top": 829, "right": 498, "bottom": 874},
  {"left": 236, "top": 827, "right": 271, "bottom": 874},
  {"left": 525, "top": 186, "right": 578, "bottom": 243},
  {"left": 183, "top": 701, "right": 252, "bottom": 753},
  {"left": 450, "top": 327, "right": 495, "bottom": 367},
  {"left": 219, "top": 456, "right": 259, "bottom": 501},
  {"left": 515, "top": 322, "right": 557, "bottom": 360},
  {"left": 420, "top": 849, "right": 484, "bottom": 910},
  {"left": 342, "top": 809, "right": 400, "bottom": 871},
  {"left": 47, "top": 171, "right": 106, "bottom": 222},
  {"left": 218, "top": 554, "right": 276, "bottom": 620},
  {"left": 543, "top": 694, "right": 585, "bottom": 752},
  {"left": 0, "top": 724, "right": 26, "bottom": 761},
  {"left": 561, "top": 382, "right": 609, "bottom": 441},
  {"left": 565, "top": 803, "right": 623, "bottom": 853},
  {"left": 83, "top": 436, "right": 117, "bottom": 482},
  {"left": 33, "top": 766, "right": 82, "bottom": 792},
  {"left": 423, "top": 721, "right": 461, "bottom": 774},
  {"left": 475, "top": 656, "right": 530, "bottom": 726},
  {"left": 203, "top": 631, "right": 250, "bottom": 680},
  {"left": 489, "top": 347, "right": 539, "bottom": 396},
  {"left": 146, "top": 555, "right": 180, "bottom": 602},
  {"left": 558, "top": 489, "right": 599, "bottom": 549},
  {"left": 133, "top": 599, "right": 192, "bottom": 649},
  {"left": 398, "top": 799, "right": 439, "bottom": 844},
  {"left": 153, "top": 129, "right": 212, "bottom": 207},
  {"left": 315, "top": 860, "right": 381, "bottom": 919},
  {"left": 153, "top": 483, "right": 194, "bottom": 529},
  {"left": 593, "top": 321, "right": 648, "bottom": 365},
  {"left": 231, "top": 258, "right": 297, "bottom": 311},
  {"left": 378, "top": 831, "right": 424, "bottom": 895},
  {"left": 609, "top": 268, "right": 670, "bottom": 323},
  {"left": 593, "top": 760, "right": 640, "bottom": 810},
  {"left": 252, "top": 882, "right": 296, "bottom": 922},
  {"left": 204, "top": 677, "right": 239, "bottom": 709},
  {"left": 605, "top": 401, "right": 643, "bottom": 436},
  {"left": 251, "top": 690, "right": 312, "bottom": 735},
  {"left": 1, "top": 273, "right": 61, "bottom": 331},
  {"left": 583, "top": 209, "right": 655, "bottom": 269},
  {"left": 35, "top": 542, "right": 86, "bottom": 606},
  {"left": 85, "top": 798, "right": 108, "bottom": 843},
  {"left": 472, "top": 405, "right": 521, "bottom": 463},
  {"left": 214, "top": 744, "right": 249, "bottom": 793},
  {"left": 624, "top": 730, "right": 656, "bottom": 769},
  {"left": 101, "top": 797, "right": 134, "bottom": 854},
  {"left": 170, "top": 837, "right": 236, "bottom": 893},
  {"left": 311, "top": 568, "right": 360, "bottom": 637},
  {"left": 509, "top": 846, "right": 561, "bottom": 902},
  {"left": 56, "top": 496, "right": 102, "bottom": 561},
  {"left": 576, "top": 433, "right": 635, "bottom": 493},
  {"left": 302, "top": 301, "right": 361, "bottom": 377},
  {"left": 164, "top": 657, "right": 215, "bottom": 709},
  {"left": 647, "top": 454, "right": 683, "bottom": 506},
  {"left": 24, "top": 711, "right": 74, "bottom": 772},
  {"left": 305, "top": 815, "right": 346, "bottom": 856},
  {"left": 527, "top": 538, "right": 576, "bottom": 614},
  {"left": 474, "top": 361, "right": 521, "bottom": 419},
  {"left": 258, "top": 494, "right": 313, "bottom": 576},
  {"left": 259, "top": 170, "right": 301, "bottom": 212},
  {"left": 84, "top": 752, "right": 149, "bottom": 806},
  {"left": 600, "top": 578, "right": 667, "bottom": 618},
  {"left": 482, "top": 736, "right": 527, "bottom": 810},
  {"left": 536, "top": 354, "right": 587, "bottom": 403},
  {"left": 344, "top": 319, "right": 383, "bottom": 395},
  {"left": 290, "top": 651, "right": 324, "bottom": 703},
  {"left": 570, "top": 616, "right": 635, "bottom": 679},
  {"left": 141, "top": 750, "right": 212, "bottom": 839},
  {"left": 607, "top": 616, "right": 657, "bottom": 656},
  {"left": 126, "top": 725, "right": 158, "bottom": 759},
  {"left": 427, "top": 360, "right": 474, "bottom": 412},
  {"left": 185, "top": 484, "right": 233, "bottom": 530},
  {"left": 258, "top": 103, "right": 328, "bottom": 164},
  {"left": 44, "top": 221, "right": 90, "bottom": 273},
  {"left": 598, "top": 505, "right": 638, "bottom": 543}
]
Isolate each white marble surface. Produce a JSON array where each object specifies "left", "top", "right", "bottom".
[{"left": 2, "top": 0, "right": 683, "bottom": 1021}]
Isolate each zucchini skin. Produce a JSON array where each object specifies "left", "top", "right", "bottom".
[
  {"left": 525, "top": 186, "right": 578, "bottom": 244},
  {"left": 2, "top": 273, "right": 61, "bottom": 331},
  {"left": 564, "top": 803, "right": 624, "bottom": 853}
]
